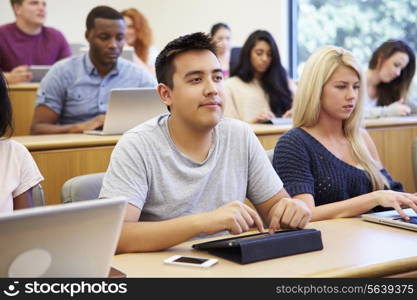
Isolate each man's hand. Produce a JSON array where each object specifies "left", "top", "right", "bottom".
[
  {"left": 202, "top": 201, "right": 265, "bottom": 235},
  {"left": 70, "top": 114, "right": 106, "bottom": 133},
  {"left": 267, "top": 198, "right": 311, "bottom": 233},
  {"left": 5, "top": 65, "right": 33, "bottom": 84}
]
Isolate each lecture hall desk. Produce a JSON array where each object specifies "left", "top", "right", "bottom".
[
  {"left": 111, "top": 218, "right": 417, "bottom": 278},
  {"left": 11, "top": 116, "right": 417, "bottom": 205},
  {"left": 12, "top": 134, "right": 120, "bottom": 205}
]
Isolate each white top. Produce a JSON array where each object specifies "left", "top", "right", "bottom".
[
  {"left": 0, "top": 139, "right": 44, "bottom": 213},
  {"left": 224, "top": 77, "right": 272, "bottom": 123}
]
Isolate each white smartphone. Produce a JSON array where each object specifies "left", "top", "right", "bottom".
[{"left": 164, "top": 255, "right": 218, "bottom": 268}]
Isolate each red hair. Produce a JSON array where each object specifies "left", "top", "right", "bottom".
[{"left": 121, "top": 8, "right": 152, "bottom": 63}]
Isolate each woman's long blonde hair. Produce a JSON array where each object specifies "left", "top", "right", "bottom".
[{"left": 293, "top": 45, "right": 387, "bottom": 190}]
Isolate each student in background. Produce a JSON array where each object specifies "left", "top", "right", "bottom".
[
  {"left": 99, "top": 32, "right": 311, "bottom": 253},
  {"left": 30, "top": 6, "right": 156, "bottom": 135},
  {"left": 210, "top": 23, "right": 232, "bottom": 78},
  {"left": 0, "top": 0, "right": 71, "bottom": 84},
  {"left": 121, "top": 8, "right": 155, "bottom": 75},
  {"left": 365, "top": 39, "right": 416, "bottom": 118},
  {"left": 224, "top": 30, "right": 294, "bottom": 123},
  {"left": 0, "top": 71, "right": 43, "bottom": 212},
  {"left": 273, "top": 45, "right": 417, "bottom": 222}
]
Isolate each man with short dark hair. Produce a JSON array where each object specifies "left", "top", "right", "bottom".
[
  {"left": 100, "top": 32, "right": 311, "bottom": 253},
  {"left": 30, "top": 6, "right": 156, "bottom": 134},
  {"left": 0, "top": 0, "right": 71, "bottom": 84}
]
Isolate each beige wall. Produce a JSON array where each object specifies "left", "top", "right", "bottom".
[{"left": 0, "top": 0, "right": 289, "bottom": 67}]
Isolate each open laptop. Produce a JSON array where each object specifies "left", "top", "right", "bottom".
[
  {"left": 121, "top": 47, "right": 134, "bottom": 61},
  {"left": 361, "top": 208, "right": 417, "bottom": 232},
  {"left": 0, "top": 198, "right": 127, "bottom": 277},
  {"left": 259, "top": 118, "right": 293, "bottom": 126},
  {"left": 29, "top": 65, "right": 51, "bottom": 82},
  {"left": 84, "top": 87, "right": 166, "bottom": 135}
]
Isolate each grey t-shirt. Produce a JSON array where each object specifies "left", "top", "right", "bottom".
[{"left": 99, "top": 114, "right": 283, "bottom": 221}]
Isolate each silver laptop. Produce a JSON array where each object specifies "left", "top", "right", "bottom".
[
  {"left": 84, "top": 87, "right": 166, "bottom": 135},
  {"left": 259, "top": 118, "right": 293, "bottom": 126},
  {"left": 0, "top": 198, "right": 127, "bottom": 277},
  {"left": 121, "top": 47, "right": 134, "bottom": 61},
  {"left": 29, "top": 65, "right": 50, "bottom": 82},
  {"left": 361, "top": 208, "right": 417, "bottom": 232}
]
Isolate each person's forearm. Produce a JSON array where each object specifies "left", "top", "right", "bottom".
[
  {"left": 30, "top": 123, "right": 82, "bottom": 134},
  {"left": 311, "top": 192, "right": 377, "bottom": 221},
  {"left": 4, "top": 72, "right": 19, "bottom": 85},
  {"left": 116, "top": 213, "right": 209, "bottom": 253}
]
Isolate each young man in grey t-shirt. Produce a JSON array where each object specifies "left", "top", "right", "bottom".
[{"left": 100, "top": 32, "right": 311, "bottom": 253}]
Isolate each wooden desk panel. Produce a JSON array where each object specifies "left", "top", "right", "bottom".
[
  {"left": 112, "top": 218, "right": 417, "bottom": 278},
  {"left": 13, "top": 134, "right": 120, "bottom": 205},
  {"left": 9, "top": 83, "right": 39, "bottom": 136},
  {"left": 368, "top": 126, "right": 417, "bottom": 192},
  {"left": 31, "top": 146, "right": 114, "bottom": 204}
]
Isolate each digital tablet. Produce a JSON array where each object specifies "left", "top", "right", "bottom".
[{"left": 192, "top": 229, "right": 300, "bottom": 249}]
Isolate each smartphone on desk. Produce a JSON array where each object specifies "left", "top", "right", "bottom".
[{"left": 164, "top": 255, "right": 218, "bottom": 268}]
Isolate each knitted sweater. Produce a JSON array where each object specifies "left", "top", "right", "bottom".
[{"left": 273, "top": 128, "right": 403, "bottom": 206}]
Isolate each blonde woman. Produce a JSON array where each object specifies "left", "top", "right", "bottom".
[{"left": 272, "top": 45, "right": 417, "bottom": 221}]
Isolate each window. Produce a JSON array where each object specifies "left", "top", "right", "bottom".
[{"left": 291, "top": 0, "right": 417, "bottom": 85}]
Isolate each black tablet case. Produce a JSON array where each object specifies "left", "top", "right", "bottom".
[{"left": 194, "top": 229, "right": 323, "bottom": 264}]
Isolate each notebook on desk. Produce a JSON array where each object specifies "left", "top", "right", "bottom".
[
  {"left": 361, "top": 208, "right": 417, "bottom": 232},
  {"left": 29, "top": 65, "right": 51, "bottom": 82},
  {"left": 84, "top": 87, "right": 166, "bottom": 135},
  {"left": 0, "top": 198, "right": 127, "bottom": 277}
]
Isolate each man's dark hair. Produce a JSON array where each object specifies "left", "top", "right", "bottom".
[
  {"left": 155, "top": 32, "right": 217, "bottom": 89},
  {"left": 0, "top": 71, "right": 14, "bottom": 138},
  {"left": 86, "top": 6, "right": 124, "bottom": 31},
  {"left": 10, "top": 0, "right": 23, "bottom": 6}
]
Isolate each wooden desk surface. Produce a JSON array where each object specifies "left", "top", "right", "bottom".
[
  {"left": 9, "top": 83, "right": 40, "bottom": 90},
  {"left": 13, "top": 134, "right": 121, "bottom": 151},
  {"left": 252, "top": 116, "right": 417, "bottom": 135},
  {"left": 365, "top": 116, "right": 417, "bottom": 128},
  {"left": 112, "top": 218, "right": 417, "bottom": 278}
]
